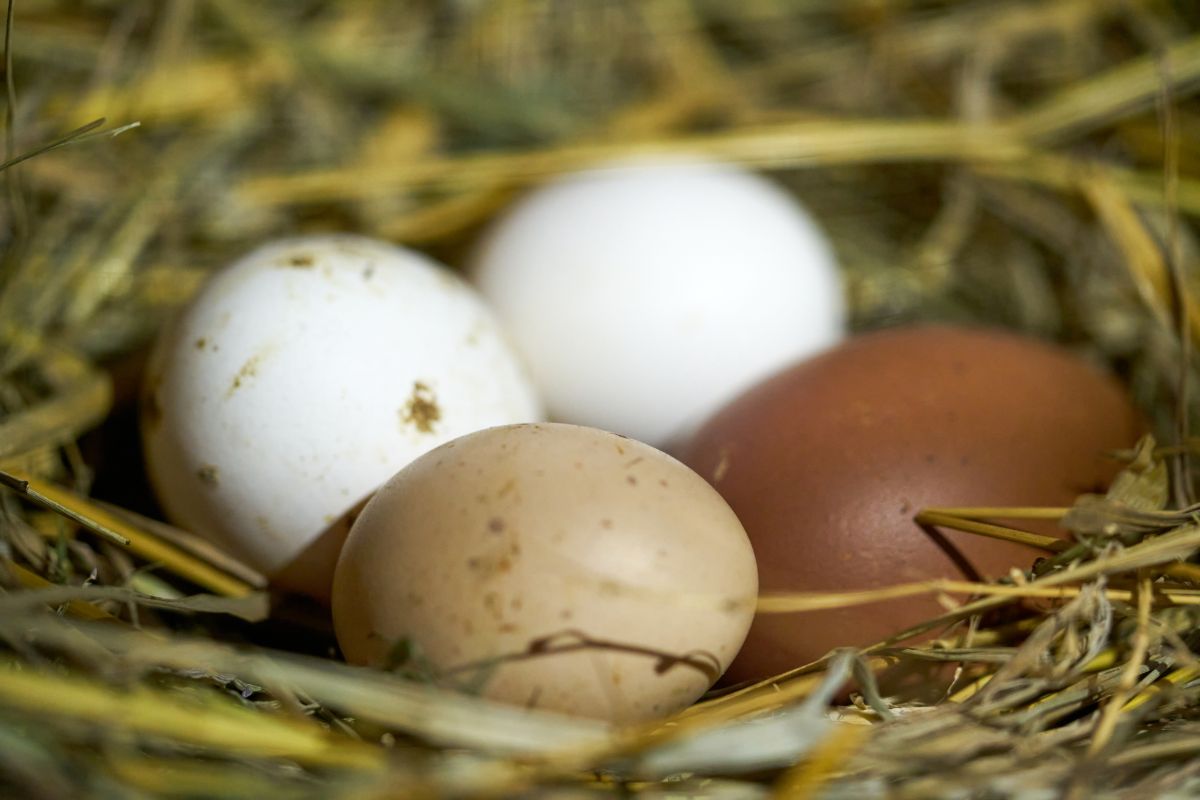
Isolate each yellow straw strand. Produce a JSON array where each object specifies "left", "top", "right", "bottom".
[
  {"left": 8, "top": 562, "right": 116, "bottom": 622},
  {"left": 1, "top": 470, "right": 255, "bottom": 597},
  {"left": 0, "top": 665, "right": 384, "bottom": 771}
]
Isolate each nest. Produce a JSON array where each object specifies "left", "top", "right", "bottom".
[{"left": 2, "top": 1, "right": 1200, "bottom": 797}]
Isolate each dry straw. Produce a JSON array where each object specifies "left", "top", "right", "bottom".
[{"left": 1, "top": 1, "right": 1200, "bottom": 797}]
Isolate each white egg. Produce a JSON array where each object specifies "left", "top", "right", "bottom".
[
  {"left": 141, "top": 234, "right": 542, "bottom": 595},
  {"left": 470, "top": 158, "right": 844, "bottom": 447}
]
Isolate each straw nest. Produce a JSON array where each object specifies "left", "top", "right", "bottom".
[{"left": 2, "top": 1, "right": 1200, "bottom": 797}]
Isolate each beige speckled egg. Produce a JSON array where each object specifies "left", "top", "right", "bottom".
[{"left": 331, "top": 423, "right": 758, "bottom": 723}]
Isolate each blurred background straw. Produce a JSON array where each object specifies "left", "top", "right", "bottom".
[{"left": 1, "top": 1, "right": 1200, "bottom": 797}]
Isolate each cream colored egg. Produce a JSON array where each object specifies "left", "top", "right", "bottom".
[{"left": 332, "top": 423, "right": 758, "bottom": 723}]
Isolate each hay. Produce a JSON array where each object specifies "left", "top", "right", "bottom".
[{"left": 1, "top": 1, "right": 1199, "bottom": 797}]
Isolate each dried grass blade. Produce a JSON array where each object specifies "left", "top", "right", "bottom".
[
  {"left": 0, "top": 471, "right": 129, "bottom": 547},
  {"left": 873, "top": 526, "right": 1200, "bottom": 659},
  {"left": 920, "top": 507, "right": 1071, "bottom": 521},
  {"left": 3, "top": 615, "right": 614, "bottom": 759},
  {"left": 102, "top": 755, "right": 316, "bottom": 799},
  {"left": 0, "top": 663, "right": 385, "bottom": 770},
  {"left": 977, "top": 153, "right": 1200, "bottom": 216},
  {"left": 235, "top": 120, "right": 1030, "bottom": 207},
  {"left": 7, "top": 562, "right": 114, "bottom": 621},
  {"left": 0, "top": 118, "right": 104, "bottom": 173},
  {"left": 1082, "top": 169, "right": 1200, "bottom": 339},
  {"left": 1084, "top": 570, "right": 1155, "bottom": 767},
  {"left": 915, "top": 510, "right": 1068, "bottom": 552},
  {"left": 94, "top": 500, "right": 266, "bottom": 589},
  {"left": 0, "top": 583, "right": 268, "bottom": 622},
  {"left": 756, "top": 579, "right": 1200, "bottom": 614},
  {"left": 1122, "top": 664, "right": 1200, "bottom": 712},
  {"left": 0, "top": 348, "right": 111, "bottom": 461},
  {"left": 1013, "top": 34, "right": 1200, "bottom": 142},
  {"left": 922, "top": 505, "right": 1200, "bottom": 583},
  {"left": 0, "top": 470, "right": 256, "bottom": 597},
  {"left": 773, "top": 722, "right": 869, "bottom": 800}
]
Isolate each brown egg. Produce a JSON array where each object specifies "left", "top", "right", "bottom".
[
  {"left": 332, "top": 423, "right": 758, "bottom": 722},
  {"left": 271, "top": 497, "right": 368, "bottom": 604},
  {"left": 675, "top": 325, "right": 1143, "bottom": 685}
]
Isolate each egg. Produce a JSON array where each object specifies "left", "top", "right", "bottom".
[
  {"left": 470, "top": 158, "right": 844, "bottom": 447},
  {"left": 675, "top": 325, "right": 1143, "bottom": 685},
  {"left": 141, "top": 235, "right": 542, "bottom": 598},
  {"left": 331, "top": 423, "right": 758, "bottom": 723}
]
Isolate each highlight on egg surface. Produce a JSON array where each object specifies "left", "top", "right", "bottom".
[
  {"left": 331, "top": 422, "right": 759, "bottom": 723},
  {"left": 470, "top": 157, "right": 845, "bottom": 448},
  {"left": 675, "top": 324, "right": 1143, "bottom": 686},
  {"left": 141, "top": 234, "right": 543, "bottom": 600}
]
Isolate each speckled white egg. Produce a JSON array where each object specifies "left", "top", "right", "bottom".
[
  {"left": 470, "top": 158, "right": 845, "bottom": 447},
  {"left": 141, "top": 235, "right": 543, "bottom": 597}
]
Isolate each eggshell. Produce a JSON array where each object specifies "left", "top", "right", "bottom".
[
  {"left": 332, "top": 422, "right": 758, "bottom": 723},
  {"left": 675, "top": 325, "right": 1143, "bottom": 685},
  {"left": 141, "top": 235, "right": 542, "bottom": 597},
  {"left": 471, "top": 158, "right": 844, "bottom": 447}
]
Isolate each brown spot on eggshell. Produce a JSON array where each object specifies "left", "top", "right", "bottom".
[
  {"left": 400, "top": 381, "right": 441, "bottom": 433},
  {"left": 254, "top": 515, "right": 276, "bottom": 540},
  {"left": 721, "top": 598, "right": 746, "bottom": 614},
  {"left": 196, "top": 465, "right": 219, "bottom": 487},
  {"left": 482, "top": 591, "right": 503, "bottom": 620},
  {"left": 465, "top": 321, "right": 488, "bottom": 347},
  {"left": 228, "top": 354, "right": 262, "bottom": 394},
  {"left": 467, "top": 546, "right": 517, "bottom": 580},
  {"left": 283, "top": 253, "right": 315, "bottom": 268}
]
